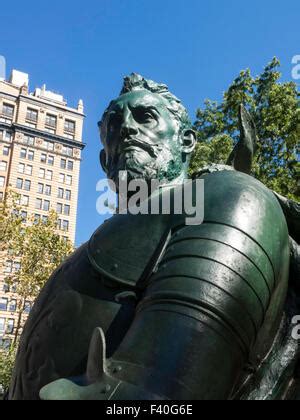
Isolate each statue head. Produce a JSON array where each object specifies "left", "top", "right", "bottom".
[{"left": 98, "top": 73, "right": 196, "bottom": 189}]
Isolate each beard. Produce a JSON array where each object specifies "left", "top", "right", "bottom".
[{"left": 108, "top": 141, "right": 183, "bottom": 188}]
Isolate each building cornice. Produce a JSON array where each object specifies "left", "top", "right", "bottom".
[
  {"left": 0, "top": 91, "right": 18, "bottom": 101},
  {"left": 19, "top": 95, "right": 85, "bottom": 118},
  {"left": 0, "top": 90, "right": 85, "bottom": 118},
  {"left": 0, "top": 122, "right": 12, "bottom": 130},
  {"left": 13, "top": 123, "right": 86, "bottom": 150}
]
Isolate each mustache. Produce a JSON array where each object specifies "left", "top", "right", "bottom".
[
  {"left": 119, "top": 137, "right": 161, "bottom": 158},
  {"left": 106, "top": 137, "right": 174, "bottom": 179}
]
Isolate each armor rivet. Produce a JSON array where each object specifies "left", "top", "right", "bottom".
[
  {"left": 112, "top": 263, "right": 118, "bottom": 271},
  {"left": 113, "top": 365, "right": 122, "bottom": 373},
  {"left": 101, "top": 384, "right": 111, "bottom": 393}
]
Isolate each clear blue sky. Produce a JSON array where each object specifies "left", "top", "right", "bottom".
[{"left": 1, "top": 0, "right": 299, "bottom": 245}]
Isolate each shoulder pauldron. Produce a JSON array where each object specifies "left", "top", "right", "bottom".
[{"left": 88, "top": 211, "right": 176, "bottom": 288}]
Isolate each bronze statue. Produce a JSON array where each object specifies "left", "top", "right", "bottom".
[{"left": 9, "top": 74, "right": 300, "bottom": 400}]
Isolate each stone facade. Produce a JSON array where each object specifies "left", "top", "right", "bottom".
[{"left": 0, "top": 70, "right": 85, "bottom": 348}]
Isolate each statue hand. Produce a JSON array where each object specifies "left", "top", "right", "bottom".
[{"left": 40, "top": 328, "right": 119, "bottom": 400}]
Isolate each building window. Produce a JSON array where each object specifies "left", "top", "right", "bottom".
[
  {"left": 18, "top": 163, "right": 25, "bottom": 173},
  {"left": 37, "top": 183, "right": 44, "bottom": 194},
  {"left": 24, "top": 135, "right": 35, "bottom": 146},
  {"left": 45, "top": 114, "right": 57, "bottom": 129},
  {"left": 5, "top": 261, "right": 12, "bottom": 273},
  {"left": 20, "top": 148, "right": 27, "bottom": 159},
  {"left": 60, "top": 159, "right": 66, "bottom": 169},
  {"left": 62, "top": 220, "right": 69, "bottom": 231},
  {"left": 25, "top": 165, "right": 33, "bottom": 176},
  {"left": 0, "top": 297, "right": 8, "bottom": 311},
  {"left": 16, "top": 178, "right": 23, "bottom": 189},
  {"left": 67, "top": 161, "right": 74, "bottom": 171},
  {"left": 0, "top": 161, "right": 7, "bottom": 171},
  {"left": 0, "top": 318, "right": 5, "bottom": 333},
  {"left": 6, "top": 319, "right": 14, "bottom": 334},
  {"left": 0, "top": 338, "right": 12, "bottom": 350},
  {"left": 65, "top": 190, "right": 71, "bottom": 201},
  {"left": 0, "top": 130, "right": 11, "bottom": 141},
  {"left": 46, "top": 170, "right": 53, "bottom": 181},
  {"left": 2, "top": 103, "right": 14, "bottom": 118},
  {"left": 24, "top": 180, "right": 31, "bottom": 191},
  {"left": 42, "top": 215, "right": 48, "bottom": 224},
  {"left": 0, "top": 192, "right": 3, "bottom": 201},
  {"left": 5, "top": 131, "right": 12, "bottom": 142},
  {"left": 0, "top": 130, "right": 12, "bottom": 142},
  {"left": 9, "top": 300, "right": 17, "bottom": 312},
  {"left": 43, "top": 200, "right": 50, "bottom": 211},
  {"left": 59, "top": 173, "right": 65, "bottom": 183},
  {"left": 39, "top": 168, "right": 45, "bottom": 178},
  {"left": 62, "top": 146, "right": 73, "bottom": 157},
  {"left": 64, "top": 205, "right": 70, "bottom": 216},
  {"left": 35, "top": 198, "right": 42, "bottom": 210},
  {"left": 20, "top": 211, "right": 27, "bottom": 223},
  {"left": 13, "top": 262, "right": 21, "bottom": 272},
  {"left": 3, "top": 283, "right": 10, "bottom": 293},
  {"left": 34, "top": 214, "right": 41, "bottom": 224},
  {"left": 41, "top": 153, "right": 47, "bottom": 163},
  {"left": 56, "top": 203, "right": 63, "bottom": 214},
  {"left": 21, "top": 195, "right": 29, "bottom": 206},
  {"left": 66, "top": 175, "right": 72, "bottom": 185},
  {"left": 26, "top": 108, "right": 38, "bottom": 122},
  {"left": 64, "top": 119, "right": 75, "bottom": 133},
  {"left": 58, "top": 188, "right": 64, "bottom": 199},
  {"left": 28, "top": 150, "right": 34, "bottom": 161},
  {"left": 18, "top": 163, "right": 32, "bottom": 176},
  {"left": 0, "top": 176, "right": 5, "bottom": 187},
  {"left": 48, "top": 155, "right": 54, "bottom": 166},
  {"left": 45, "top": 185, "right": 51, "bottom": 196},
  {"left": 24, "top": 301, "right": 31, "bottom": 314},
  {"left": 44, "top": 141, "right": 54, "bottom": 151},
  {"left": 3, "top": 146, "right": 9, "bottom": 156}
]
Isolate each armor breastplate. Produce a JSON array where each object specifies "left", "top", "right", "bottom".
[
  {"left": 88, "top": 170, "right": 289, "bottom": 293},
  {"left": 41, "top": 170, "right": 291, "bottom": 400}
]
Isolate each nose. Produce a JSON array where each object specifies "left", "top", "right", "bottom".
[{"left": 120, "top": 109, "right": 138, "bottom": 139}]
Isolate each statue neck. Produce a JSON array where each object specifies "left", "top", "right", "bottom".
[{"left": 117, "top": 169, "right": 189, "bottom": 211}]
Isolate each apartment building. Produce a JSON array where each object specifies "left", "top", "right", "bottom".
[{"left": 0, "top": 70, "right": 85, "bottom": 348}]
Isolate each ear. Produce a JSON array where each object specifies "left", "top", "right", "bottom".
[
  {"left": 100, "top": 149, "right": 108, "bottom": 174},
  {"left": 181, "top": 129, "right": 196, "bottom": 155},
  {"left": 227, "top": 104, "right": 258, "bottom": 174}
]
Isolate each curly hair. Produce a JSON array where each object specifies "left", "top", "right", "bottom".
[{"left": 99, "top": 73, "right": 192, "bottom": 140}]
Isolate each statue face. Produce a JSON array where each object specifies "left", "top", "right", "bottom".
[{"left": 100, "top": 90, "right": 187, "bottom": 185}]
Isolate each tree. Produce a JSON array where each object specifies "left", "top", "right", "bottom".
[
  {"left": 0, "top": 191, "right": 74, "bottom": 393},
  {"left": 190, "top": 58, "right": 300, "bottom": 201},
  {"left": 0, "top": 346, "right": 17, "bottom": 397}
]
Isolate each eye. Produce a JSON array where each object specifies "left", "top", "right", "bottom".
[
  {"left": 107, "top": 112, "right": 122, "bottom": 132},
  {"left": 134, "top": 108, "right": 156, "bottom": 124},
  {"left": 144, "top": 112, "right": 154, "bottom": 121}
]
